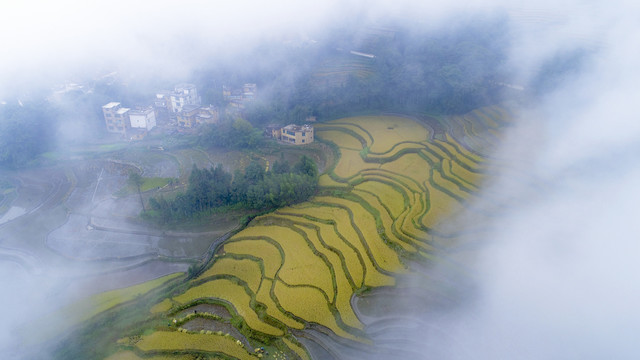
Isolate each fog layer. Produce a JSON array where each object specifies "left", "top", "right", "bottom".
[{"left": 380, "top": 1, "right": 640, "bottom": 359}]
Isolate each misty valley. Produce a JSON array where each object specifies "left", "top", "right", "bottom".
[{"left": 1, "top": 3, "right": 625, "bottom": 360}]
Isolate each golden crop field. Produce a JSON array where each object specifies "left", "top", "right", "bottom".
[
  {"left": 255, "top": 278, "right": 305, "bottom": 329},
  {"left": 290, "top": 223, "right": 363, "bottom": 329},
  {"left": 361, "top": 170, "right": 422, "bottom": 195},
  {"left": 173, "top": 278, "right": 283, "bottom": 336},
  {"left": 336, "top": 116, "right": 429, "bottom": 153},
  {"left": 224, "top": 239, "right": 282, "bottom": 278},
  {"left": 332, "top": 148, "right": 373, "bottom": 179},
  {"left": 433, "top": 139, "right": 484, "bottom": 171},
  {"left": 323, "top": 122, "right": 374, "bottom": 147},
  {"left": 316, "top": 196, "right": 405, "bottom": 272},
  {"left": 379, "top": 153, "right": 431, "bottom": 185},
  {"left": 352, "top": 188, "right": 427, "bottom": 254},
  {"left": 199, "top": 257, "right": 264, "bottom": 293},
  {"left": 423, "top": 142, "right": 450, "bottom": 161},
  {"left": 111, "top": 107, "right": 514, "bottom": 359},
  {"left": 366, "top": 142, "right": 425, "bottom": 159},
  {"left": 273, "top": 281, "right": 360, "bottom": 341},
  {"left": 318, "top": 173, "right": 348, "bottom": 188},
  {"left": 431, "top": 168, "right": 472, "bottom": 201},
  {"left": 441, "top": 158, "right": 479, "bottom": 191},
  {"left": 241, "top": 225, "right": 335, "bottom": 299},
  {"left": 315, "top": 129, "right": 364, "bottom": 150},
  {"left": 284, "top": 203, "right": 395, "bottom": 287},
  {"left": 274, "top": 210, "right": 365, "bottom": 287},
  {"left": 355, "top": 179, "right": 407, "bottom": 218}
]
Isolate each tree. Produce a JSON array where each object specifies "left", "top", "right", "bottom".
[
  {"left": 128, "top": 171, "right": 146, "bottom": 212},
  {"left": 271, "top": 159, "right": 290, "bottom": 174},
  {"left": 244, "top": 161, "right": 265, "bottom": 184},
  {"left": 0, "top": 101, "right": 57, "bottom": 168},
  {"left": 293, "top": 155, "right": 318, "bottom": 178}
]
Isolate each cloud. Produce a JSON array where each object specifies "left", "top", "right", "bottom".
[
  {"left": 0, "top": 0, "right": 352, "bottom": 93},
  {"left": 365, "top": 1, "right": 640, "bottom": 359}
]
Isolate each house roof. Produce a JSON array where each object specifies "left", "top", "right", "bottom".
[
  {"left": 283, "top": 124, "right": 314, "bottom": 132},
  {"left": 102, "top": 102, "right": 120, "bottom": 109}
]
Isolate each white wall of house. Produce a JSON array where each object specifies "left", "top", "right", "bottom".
[{"left": 129, "top": 111, "right": 156, "bottom": 130}]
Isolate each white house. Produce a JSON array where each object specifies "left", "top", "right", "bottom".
[
  {"left": 169, "top": 83, "right": 200, "bottom": 114},
  {"left": 128, "top": 106, "right": 157, "bottom": 131},
  {"left": 102, "top": 102, "right": 130, "bottom": 135}
]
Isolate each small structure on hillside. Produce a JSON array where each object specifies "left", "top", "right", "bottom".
[
  {"left": 170, "top": 83, "right": 201, "bottom": 114},
  {"left": 129, "top": 106, "right": 157, "bottom": 131},
  {"left": 223, "top": 83, "right": 257, "bottom": 110},
  {"left": 268, "top": 124, "right": 314, "bottom": 145},
  {"left": 102, "top": 102, "right": 130, "bottom": 135},
  {"left": 177, "top": 105, "right": 219, "bottom": 128},
  {"left": 156, "top": 84, "right": 201, "bottom": 120}
]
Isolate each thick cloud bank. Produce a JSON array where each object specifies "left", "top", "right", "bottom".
[{"left": 390, "top": 1, "right": 640, "bottom": 359}]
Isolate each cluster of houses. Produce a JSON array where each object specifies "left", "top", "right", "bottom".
[
  {"left": 102, "top": 82, "right": 315, "bottom": 146},
  {"left": 102, "top": 102, "right": 157, "bottom": 140},
  {"left": 102, "top": 83, "right": 221, "bottom": 140},
  {"left": 154, "top": 83, "right": 219, "bottom": 128},
  {"left": 223, "top": 83, "right": 257, "bottom": 109}
]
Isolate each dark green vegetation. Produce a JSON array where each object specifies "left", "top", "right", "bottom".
[
  {"left": 147, "top": 156, "right": 319, "bottom": 221},
  {"left": 200, "top": 118, "right": 265, "bottom": 150},
  {"left": 199, "top": 15, "right": 514, "bottom": 126},
  {"left": 0, "top": 101, "right": 57, "bottom": 167}
]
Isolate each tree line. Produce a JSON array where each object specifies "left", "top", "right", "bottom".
[
  {"left": 146, "top": 155, "right": 318, "bottom": 221},
  {"left": 199, "top": 117, "right": 264, "bottom": 150},
  {"left": 0, "top": 101, "right": 56, "bottom": 168}
]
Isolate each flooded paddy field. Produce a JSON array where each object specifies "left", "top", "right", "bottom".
[{"left": 0, "top": 147, "right": 242, "bottom": 302}]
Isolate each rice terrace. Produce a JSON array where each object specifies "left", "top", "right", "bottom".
[{"left": 97, "top": 105, "right": 513, "bottom": 360}]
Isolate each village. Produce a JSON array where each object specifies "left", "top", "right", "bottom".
[{"left": 101, "top": 83, "right": 314, "bottom": 145}]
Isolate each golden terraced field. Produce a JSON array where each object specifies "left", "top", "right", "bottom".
[{"left": 110, "top": 106, "right": 511, "bottom": 359}]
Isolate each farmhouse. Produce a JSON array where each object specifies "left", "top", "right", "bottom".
[
  {"left": 265, "top": 124, "right": 282, "bottom": 139},
  {"left": 129, "top": 106, "right": 157, "bottom": 131},
  {"left": 102, "top": 102, "right": 130, "bottom": 135},
  {"left": 269, "top": 124, "right": 314, "bottom": 145},
  {"left": 177, "top": 105, "right": 219, "bottom": 128},
  {"left": 223, "top": 83, "right": 257, "bottom": 110},
  {"left": 169, "top": 83, "right": 201, "bottom": 114}
]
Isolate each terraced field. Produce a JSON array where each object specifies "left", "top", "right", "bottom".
[{"left": 110, "top": 105, "right": 511, "bottom": 359}]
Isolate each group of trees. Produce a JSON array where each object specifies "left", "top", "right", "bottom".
[
  {"left": 147, "top": 155, "right": 318, "bottom": 221},
  {"left": 0, "top": 101, "right": 57, "bottom": 168},
  {"left": 199, "top": 117, "right": 264, "bottom": 150}
]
